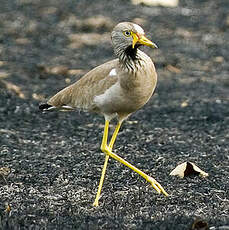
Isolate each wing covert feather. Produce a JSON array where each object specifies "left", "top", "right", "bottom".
[{"left": 48, "top": 59, "right": 119, "bottom": 111}]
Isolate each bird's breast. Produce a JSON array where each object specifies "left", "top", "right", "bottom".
[
  {"left": 94, "top": 62, "right": 157, "bottom": 117},
  {"left": 120, "top": 62, "right": 157, "bottom": 105}
]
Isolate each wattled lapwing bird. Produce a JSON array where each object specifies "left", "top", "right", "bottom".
[{"left": 39, "top": 22, "right": 168, "bottom": 207}]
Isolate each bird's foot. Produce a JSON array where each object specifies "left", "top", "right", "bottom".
[
  {"left": 93, "top": 200, "right": 99, "bottom": 207},
  {"left": 147, "top": 176, "right": 169, "bottom": 197}
]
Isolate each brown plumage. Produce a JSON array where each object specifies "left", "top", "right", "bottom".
[{"left": 40, "top": 22, "right": 168, "bottom": 207}]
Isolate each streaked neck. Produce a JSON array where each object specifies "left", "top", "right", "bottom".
[{"left": 114, "top": 45, "right": 142, "bottom": 72}]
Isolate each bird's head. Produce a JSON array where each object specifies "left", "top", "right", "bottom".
[{"left": 111, "top": 22, "right": 158, "bottom": 54}]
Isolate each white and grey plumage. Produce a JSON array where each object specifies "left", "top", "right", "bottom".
[{"left": 40, "top": 22, "right": 168, "bottom": 207}]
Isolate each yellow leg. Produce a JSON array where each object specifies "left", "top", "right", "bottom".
[
  {"left": 93, "top": 120, "right": 168, "bottom": 207},
  {"left": 93, "top": 154, "right": 109, "bottom": 207},
  {"left": 103, "top": 148, "right": 168, "bottom": 197},
  {"left": 93, "top": 121, "right": 121, "bottom": 207},
  {"left": 109, "top": 122, "right": 121, "bottom": 150},
  {"left": 102, "top": 121, "right": 168, "bottom": 196}
]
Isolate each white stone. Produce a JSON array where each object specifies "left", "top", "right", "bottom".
[{"left": 131, "top": 0, "right": 179, "bottom": 7}]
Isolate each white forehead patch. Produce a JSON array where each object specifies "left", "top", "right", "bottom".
[
  {"left": 133, "top": 24, "right": 144, "bottom": 34},
  {"left": 109, "top": 68, "right": 117, "bottom": 77}
]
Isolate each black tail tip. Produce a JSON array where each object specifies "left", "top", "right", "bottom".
[{"left": 39, "top": 103, "right": 52, "bottom": 111}]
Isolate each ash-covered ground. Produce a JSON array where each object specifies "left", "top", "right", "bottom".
[{"left": 0, "top": 0, "right": 228, "bottom": 229}]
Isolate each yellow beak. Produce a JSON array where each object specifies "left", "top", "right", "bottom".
[{"left": 132, "top": 32, "right": 158, "bottom": 49}]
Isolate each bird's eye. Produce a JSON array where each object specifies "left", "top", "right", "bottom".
[{"left": 123, "top": 30, "right": 131, "bottom": 37}]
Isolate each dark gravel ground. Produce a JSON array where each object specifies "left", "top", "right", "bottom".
[{"left": 0, "top": 0, "right": 229, "bottom": 229}]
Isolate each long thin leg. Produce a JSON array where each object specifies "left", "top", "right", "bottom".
[
  {"left": 108, "top": 122, "right": 121, "bottom": 150},
  {"left": 100, "top": 120, "right": 169, "bottom": 197},
  {"left": 93, "top": 121, "right": 121, "bottom": 207}
]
